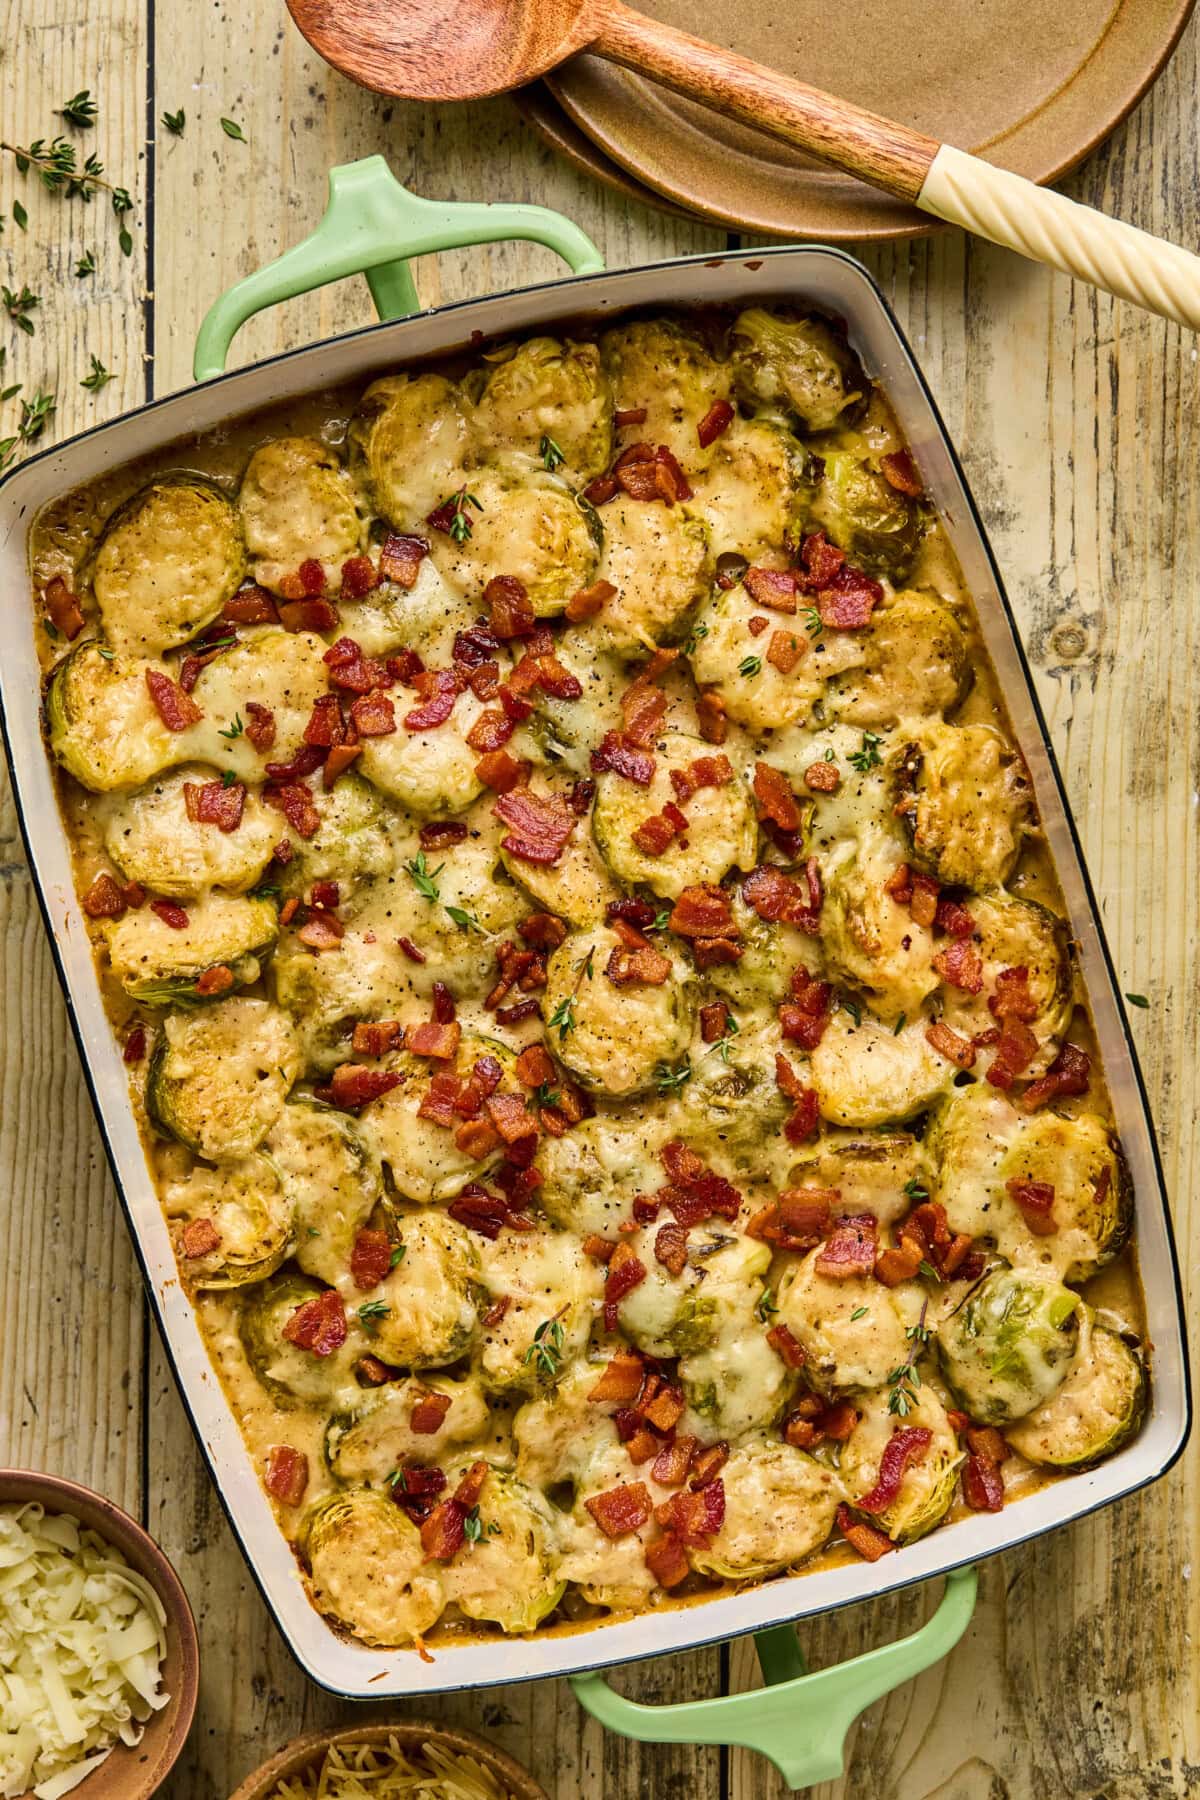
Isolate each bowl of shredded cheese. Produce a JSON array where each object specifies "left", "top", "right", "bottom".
[
  {"left": 229, "top": 1724, "right": 549, "bottom": 1800},
  {"left": 0, "top": 1472, "right": 198, "bottom": 1800}
]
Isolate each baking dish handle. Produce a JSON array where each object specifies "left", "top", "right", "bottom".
[
  {"left": 192, "top": 154, "right": 606, "bottom": 381},
  {"left": 570, "top": 1565, "right": 977, "bottom": 1790}
]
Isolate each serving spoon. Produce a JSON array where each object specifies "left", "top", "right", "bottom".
[{"left": 285, "top": 0, "right": 1200, "bottom": 333}]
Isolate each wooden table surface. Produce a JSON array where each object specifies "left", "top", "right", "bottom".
[{"left": 2, "top": 2, "right": 1199, "bottom": 1794}]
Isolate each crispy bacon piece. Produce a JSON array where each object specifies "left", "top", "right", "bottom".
[
  {"left": 149, "top": 899, "right": 188, "bottom": 930},
  {"left": 471, "top": 749, "right": 520, "bottom": 792},
  {"left": 455, "top": 1117, "right": 502, "bottom": 1159},
  {"left": 605, "top": 945, "right": 673, "bottom": 987},
  {"left": 303, "top": 694, "right": 346, "bottom": 750},
  {"left": 859, "top": 1427, "right": 932, "bottom": 1514},
  {"left": 350, "top": 691, "right": 397, "bottom": 737},
  {"left": 43, "top": 576, "right": 86, "bottom": 640},
  {"left": 665, "top": 884, "right": 732, "bottom": 940},
  {"left": 696, "top": 688, "right": 728, "bottom": 745},
  {"left": 669, "top": 755, "right": 733, "bottom": 805},
  {"left": 774, "top": 1187, "right": 837, "bottom": 1250},
  {"left": 411, "top": 1390, "right": 453, "bottom": 1435},
  {"left": 654, "top": 1479, "right": 724, "bottom": 1546},
  {"left": 586, "top": 1482, "right": 652, "bottom": 1539},
  {"left": 485, "top": 1091, "right": 538, "bottom": 1150},
  {"left": 389, "top": 1465, "right": 447, "bottom": 1523},
  {"left": 591, "top": 730, "right": 656, "bottom": 786},
  {"left": 815, "top": 1215, "right": 878, "bottom": 1279},
  {"left": 926, "top": 1020, "right": 977, "bottom": 1070},
  {"left": 145, "top": 669, "right": 202, "bottom": 731},
  {"left": 282, "top": 1288, "right": 347, "bottom": 1356},
  {"left": 743, "top": 566, "right": 798, "bottom": 613},
  {"left": 589, "top": 1350, "right": 645, "bottom": 1404},
  {"left": 323, "top": 743, "right": 361, "bottom": 787},
  {"left": 349, "top": 1227, "right": 393, "bottom": 1291},
  {"left": 747, "top": 616, "right": 769, "bottom": 637},
  {"left": 967, "top": 1424, "right": 1010, "bottom": 1466},
  {"left": 795, "top": 531, "right": 883, "bottom": 629},
  {"left": 518, "top": 912, "right": 568, "bottom": 951},
  {"left": 181, "top": 1217, "right": 220, "bottom": 1258},
  {"left": 632, "top": 810, "right": 685, "bottom": 856},
  {"left": 604, "top": 1243, "right": 647, "bottom": 1330},
  {"left": 408, "top": 1020, "right": 462, "bottom": 1060},
  {"left": 962, "top": 1453, "right": 1005, "bottom": 1512},
  {"left": 779, "top": 966, "right": 833, "bottom": 1048},
  {"left": 752, "top": 762, "right": 800, "bottom": 831},
  {"left": 220, "top": 585, "right": 277, "bottom": 628},
  {"left": 657, "top": 1141, "right": 742, "bottom": 1229},
  {"left": 279, "top": 597, "right": 339, "bottom": 633},
  {"left": 466, "top": 708, "right": 515, "bottom": 754},
  {"left": 264, "top": 1445, "right": 309, "bottom": 1506},
  {"left": 241, "top": 700, "right": 276, "bottom": 752},
  {"left": 700, "top": 1002, "right": 728, "bottom": 1044},
  {"left": 352, "top": 1020, "right": 405, "bottom": 1056},
  {"left": 483, "top": 574, "right": 537, "bottom": 640},
  {"left": 379, "top": 531, "right": 429, "bottom": 588},
  {"left": 339, "top": 555, "right": 379, "bottom": 599},
  {"left": 985, "top": 1019, "right": 1041, "bottom": 1090},
  {"left": 873, "top": 1236, "right": 923, "bottom": 1287},
  {"left": 621, "top": 679, "right": 667, "bottom": 749},
  {"left": 652, "top": 1437, "right": 699, "bottom": 1488},
  {"left": 804, "top": 759, "right": 841, "bottom": 794},
  {"left": 763, "top": 631, "right": 800, "bottom": 678},
  {"left": 329, "top": 1064, "right": 403, "bottom": 1109},
  {"left": 565, "top": 578, "right": 617, "bottom": 623},
  {"left": 420, "top": 1498, "right": 466, "bottom": 1561},
  {"left": 836, "top": 1503, "right": 894, "bottom": 1562},
  {"left": 654, "top": 1220, "right": 690, "bottom": 1277},
  {"left": 1006, "top": 1176, "right": 1057, "bottom": 1235},
  {"left": 697, "top": 399, "right": 735, "bottom": 447},
  {"left": 404, "top": 668, "right": 462, "bottom": 732},
  {"left": 766, "top": 1323, "right": 806, "bottom": 1370},
  {"left": 743, "top": 860, "right": 823, "bottom": 933},
  {"left": 83, "top": 873, "right": 126, "bottom": 919},
  {"left": 493, "top": 789, "right": 576, "bottom": 866},
  {"left": 194, "top": 965, "right": 235, "bottom": 997},
  {"left": 989, "top": 965, "right": 1039, "bottom": 1021},
  {"left": 514, "top": 1044, "right": 556, "bottom": 1089},
  {"left": 264, "top": 782, "right": 321, "bottom": 840},
  {"left": 880, "top": 447, "right": 923, "bottom": 497},
  {"left": 783, "top": 1086, "right": 821, "bottom": 1147},
  {"left": 645, "top": 1532, "right": 690, "bottom": 1589},
  {"left": 933, "top": 938, "right": 984, "bottom": 993},
  {"left": 935, "top": 897, "right": 975, "bottom": 939},
  {"left": 908, "top": 872, "right": 940, "bottom": 929},
  {"left": 191, "top": 779, "right": 246, "bottom": 832}
]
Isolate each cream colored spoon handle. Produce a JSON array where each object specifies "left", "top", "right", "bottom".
[{"left": 919, "top": 146, "right": 1200, "bottom": 331}]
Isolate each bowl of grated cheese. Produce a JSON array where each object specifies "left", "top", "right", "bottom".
[
  {"left": 229, "top": 1724, "right": 549, "bottom": 1800},
  {"left": 0, "top": 1471, "right": 198, "bottom": 1800}
]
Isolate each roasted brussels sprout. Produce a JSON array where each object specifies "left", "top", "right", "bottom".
[
  {"left": 687, "top": 1439, "right": 844, "bottom": 1580},
  {"left": 103, "top": 765, "right": 279, "bottom": 897},
  {"left": 776, "top": 1251, "right": 910, "bottom": 1397},
  {"left": 601, "top": 317, "right": 732, "bottom": 467},
  {"left": 812, "top": 450, "right": 921, "bottom": 581},
  {"left": 356, "top": 1033, "right": 516, "bottom": 1205},
  {"left": 355, "top": 1211, "right": 482, "bottom": 1369},
  {"left": 682, "top": 1322, "right": 794, "bottom": 1440},
  {"left": 542, "top": 926, "right": 694, "bottom": 1097},
  {"left": 925, "top": 1079, "right": 1019, "bottom": 1241},
  {"left": 824, "top": 590, "right": 971, "bottom": 729},
  {"left": 336, "top": 553, "right": 469, "bottom": 663},
  {"left": 689, "top": 417, "right": 818, "bottom": 564},
  {"left": 239, "top": 1271, "right": 361, "bottom": 1406},
  {"left": 1005, "top": 1326, "right": 1146, "bottom": 1469},
  {"left": 512, "top": 1360, "right": 628, "bottom": 1489},
  {"left": 470, "top": 335, "right": 612, "bottom": 484},
  {"left": 588, "top": 494, "right": 711, "bottom": 656},
  {"left": 429, "top": 471, "right": 599, "bottom": 617},
  {"left": 146, "top": 997, "right": 301, "bottom": 1159},
  {"left": 936, "top": 1266, "right": 1083, "bottom": 1425},
  {"left": 324, "top": 1374, "right": 490, "bottom": 1484},
  {"left": 439, "top": 1464, "right": 565, "bottom": 1634},
  {"left": 557, "top": 1479, "right": 658, "bottom": 1612},
  {"left": 839, "top": 1386, "right": 963, "bottom": 1544},
  {"left": 728, "top": 308, "right": 865, "bottom": 433},
  {"left": 267, "top": 1096, "right": 383, "bottom": 1285},
  {"left": 164, "top": 1153, "right": 294, "bottom": 1288},
  {"left": 821, "top": 839, "right": 939, "bottom": 1025},
  {"left": 936, "top": 892, "right": 1072, "bottom": 1066},
  {"left": 677, "top": 1023, "right": 791, "bottom": 1180},
  {"left": 349, "top": 372, "right": 473, "bottom": 527},
  {"left": 271, "top": 931, "right": 416, "bottom": 1074},
  {"left": 103, "top": 893, "right": 278, "bottom": 1005},
  {"left": 785, "top": 1130, "right": 927, "bottom": 1230},
  {"left": 592, "top": 730, "right": 756, "bottom": 900},
  {"left": 238, "top": 437, "right": 362, "bottom": 593},
  {"left": 619, "top": 1226, "right": 770, "bottom": 1359},
  {"left": 190, "top": 628, "right": 330, "bottom": 783},
  {"left": 892, "top": 720, "right": 1033, "bottom": 889},
  {"left": 357, "top": 689, "right": 489, "bottom": 815},
  {"left": 47, "top": 642, "right": 179, "bottom": 792},
  {"left": 499, "top": 809, "right": 619, "bottom": 927},
  {"left": 475, "top": 1227, "right": 602, "bottom": 1394},
  {"left": 704, "top": 890, "right": 799, "bottom": 1009},
  {"left": 810, "top": 1009, "right": 954, "bottom": 1128},
  {"left": 996, "top": 1110, "right": 1131, "bottom": 1283},
  {"left": 688, "top": 583, "right": 822, "bottom": 732},
  {"left": 88, "top": 477, "right": 245, "bottom": 656},
  {"left": 537, "top": 1108, "right": 676, "bottom": 1236},
  {"left": 273, "top": 771, "right": 396, "bottom": 900},
  {"left": 299, "top": 1488, "right": 444, "bottom": 1646}
]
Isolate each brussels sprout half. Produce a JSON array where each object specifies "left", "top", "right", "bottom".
[
  {"left": 103, "top": 893, "right": 278, "bottom": 1006},
  {"left": 821, "top": 841, "right": 939, "bottom": 1025},
  {"left": 537, "top": 1108, "right": 676, "bottom": 1236},
  {"left": 704, "top": 888, "right": 803, "bottom": 1009},
  {"left": 936, "top": 1266, "right": 1083, "bottom": 1425},
  {"left": 786, "top": 1130, "right": 928, "bottom": 1230},
  {"left": 937, "top": 892, "right": 1073, "bottom": 1069},
  {"left": 592, "top": 730, "right": 757, "bottom": 901},
  {"left": 996, "top": 1110, "right": 1132, "bottom": 1283},
  {"left": 776, "top": 1252, "right": 910, "bottom": 1398},
  {"left": 428, "top": 470, "right": 599, "bottom": 617},
  {"left": 601, "top": 317, "right": 733, "bottom": 469},
  {"left": 677, "top": 1024, "right": 791, "bottom": 1180},
  {"left": 189, "top": 629, "right": 330, "bottom": 784},
  {"left": 267, "top": 1096, "right": 383, "bottom": 1286},
  {"left": 146, "top": 997, "right": 301, "bottom": 1160},
  {"left": 688, "top": 582, "right": 823, "bottom": 733},
  {"left": 542, "top": 926, "right": 694, "bottom": 1098},
  {"left": 688, "top": 417, "right": 819, "bottom": 565},
  {"left": 349, "top": 372, "right": 474, "bottom": 528},
  {"left": 324, "top": 1374, "right": 490, "bottom": 1484},
  {"left": 812, "top": 450, "right": 921, "bottom": 581},
  {"left": 475, "top": 1226, "right": 602, "bottom": 1396},
  {"left": 47, "top": 642, "right": 179, "bottom": 793},
  {"left": 588, "top": 495, "right": 712, "bottom": 657},
  {"left": 165, "top": 1153, "right": 294, "bottom": 1288},
  {"left": 618, "top": 1226, "right": 770, "bottom": 1359},
  {"left": 687, "top": 1439, "right": 844, "bottom": 1580},
  {"left": 273, "top": 770, "right": 396, "bottom": 901},
  {"left": 439, "top": 1464, "right": 565, "bottom": 1634},
  {"left": 238, "top": 436, "right": 362, "bottom": 593},
  {"left": 240, "top": 1271, "right": 361, "bottom": 1407},
  {"left": 354, "top": 1211, "right": 483, "bottom": 1370},
  {"left": 88, "top": 476, "right": 245, "bottom": 656},
  {"left": 1005, "top": 1326, "right": 1146, "bottom": 1470},
  {"left": 810, "top": 1009, "right": 955, "bottom": 1128},
  {"left": 299, "top": 1488, "right": 445, "bottom": 1646},
  {"left": 469, "top": 335, "right": 613, "bottom": 485},
  {"left": 103, "top": 764, "right": 279, "bottom": 898},
  {"left": 499, "top": 815, "right": 619, "bottom": 928},
  {"left": 728, "top": 307, "right": 866, "bottom": 435},
  {"left": 891, "top": 720, "right": 1033, "bottom": 890},
  {"left": 823, "top": 590, "right": 972, "bottom": 730},
  {"left": 356, "top": 1033, "right": 517, "bottom": 1205},
  {"left": 839, "top": 1385, "right": 963, "bottom": 1544},
  {"left": 357, "top": 688, "right": 489, "bottom": 815}
]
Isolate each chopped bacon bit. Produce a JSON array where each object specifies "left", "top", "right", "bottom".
[
  {"left": 770, "top": 1187, "right": 835, "bottom": 1250},
  {"left": 123, "top": 1023, "right": 147, "bottom": 1065},
  {"left": 613, "top": 406, "right": 648, "bottom": 429},
  {"left": 380, "top": 532, "right": 430, "bottom": 588},
  {"left": 223, "top": 585, "right": 280, "bottom": 626},
  {"left": 591, "top": 731, "right": 656, "bottom": 786},
  {"left": 753, "top": 763, "right": 801, "bottom": 831},
  {"left": 837, "top": 1503, "right": 894, "bottom": 1562},
  {"left": 390, "top": 1464, "right": 447, "bottom": 1521},
  {"left": 654, "top": 1479, "right": 725, "bottom": 1545},
  {"left": 873, "top": 1238, "right": 924, "bottom": 1287},
  {"left": 962, "top": 1453, "right": 1005, "bottom": 1512},
  {"left": 282, "top": 1288, "right": 347, "bottom": 1356},
  {"left": 700, "top": 1002, "right": 729, "bottom": 1044},
  {"left": 743, "top": 861, "right": 823, "bottom": 934},
  {"left": 430, "top": 981, "right": 456, "bottom": 1025},
  {"left": 518, "top": 913, "right": 568, "bottom": 953},
  {"left": 145, "top": 669, "right": 203, "bottom": 731},
  {"left": 604, "top": 1244, "right": 647, "bottom": 1330},
  {"left": 804, "top": 759, "right": 841, "bottom": 794},
  {"left": 278, "top": 597, "right": 340, "bottom": 634},
  {"left": 514, "top": 1044, "right": 556, "bottom": 1089},
  {"left": 880, "top": 448, "right": 923, "bottom": 497},
  {"left": 696, "top": 689, "right": 728, "bottom": 745},
  {"left": 985, "top": 1019, "right": 1041, "bottom": 1090},
  {"left": 148, "top": 898, "right": 188, "bottom": 931},
  {"left": 589, "top": 1350, "right": 645, "bottom": 1404},
  {"left": 586, "top": 1482, "right": 652, "bottom": 1539},
  {"left": 697, "top": 399, "right": 735, "bottom": 447},
  {"left": 263, "top": 782, "right": 321, "bottom": 839},
  {"left": 329, "top": 1064, "right": 403, "bottom": 1109},
  {"left": 967, "top": 1424, "right": 1010, "bottom": 1466},
  {"left": 566, "top": 578, "right": 617, "bottom": 623},
  {"left": 796, "top": 530, "right": 845, "bottom": 588},
  {"left": 303, "top": 694, "right": 346, "bottom": 750},
  {"left": 744, "top": 567, "right": 798, "bottom": 613},
  {"left": 390, "top": 937, "right": 424, "bottom": 969},
  {"left": 603, "top": 944, "right": 671, "bottom": 989},
  {"left": 350, "top": 691, "right": 397, "bottom": 736},
  {"left": 408, "top": 1020, "right": 462, "bottom": 1061},
  {"left": 484, "top": 574, "right": 537, "bottom": 640},
  {"left": 670, "top": 755, "right": 734, "bottom": 805},
  {"left": 494, "top": 998, "right": 541, "bottom": 1027},
  {"left": 264, "top": 1445, "right": 309, "bottom": 1506},
  {"left": 691, "top": 936, "right": 742, "bottom": 971},
  {"left": 43, "top": 576, "right": 86, "bottom": 640},
  {"left": 352, "top": 1020, "right": 405, "bottom": 1057},
  {"left": 266, "top": 741, "right": 325, "bottom": 783},
  {"left": 935, "top": 897, "right": 975, "bottom": 939},
  {"left": 83, "top": 872, "right": 126, "bottom": 919},
  {"left": 632, "top": 809, "right": 685, "bottom": 856},
  {"left": 926, "top": 1020, "right": 977, "bottom": 1070},
  {"left": 645, "top": 1532, "right": 691, "bottom": 1589},
  {"left": 766, "top": 1323, "right": 806, "bottom": 1370},
  {"left": 484, "top": 1090, "right": 538, "bottom": 1149},
  {"left": 779, "top": 968, "right": 833, "bottom": 1050},
  {"left": 339, "top": 555, "right": 379, "bottom": 599},
  {"left": 621, "top": 679, "right": 668, "bottom": 750},
  {"left": 909, "top": 873, "right": 941, "bottom": 929},
  {"left": 349, "top": 1227, "right": 393, "bottom": 1291},
  {"left": 466, "top": 708, "right": 515, "bottom": 755},
  {"left": 654, "top": 1220, "right": 690, "bottom": 1277},
  {"left": 820, "top": 1400, "right": 860, "bottom": 1443},
  {"left": 1006, "top": 1176, "right": 1057, "bottom": 1235},
  {"left": 279, "top": 897, "right": 301, "bottom": 928},
  {"left": 654, "top": 444, "right": 693, "bottom": 502},
  {"left": 323, "top": 744, "right": 361, "bottom": 787},
  {"left": 651, "top": 1437, "right": 699, "bottom": 1489},
  {"left": 764, "top": 630, "right": 801, "bottom": 675},
  {"left": 668, "top": 884, "right": 733, "bottom": 939},
  {"left": 581, "top": 471, "right": 619, "bottom": 506},
  {"left": 859, "top": 1426, "right": 932, "bottom": 1514},
  {"left": 190, "top": 779, "right": 246, "bottom": 832},
  {"left": 237, "top": 700, "right": 276, "bottom": 754},
  {"left": 193, "top": 964, "right": 234, "bottom": 997},
  {"left": 181, "top": 1217, "right": 220, "bottom": 1259},
  {"left": 404, "top": 668, "right": 462, "bottom": 732},
  {"left": 420, "top": 1499, "right": 466, "bottom": 1561},
  {"left": 795, "top": 531, "right": 884, "bottom": 629},
  {"left": 470, "top": 749, "right": 519, "bottom": 792},
  {"left": 815, "top": 1215, "right": 878, "bottom": 1278},
  {"left": 454, "top": 1118, "right": 502, "bottom": 1159},
  {"left": 933, "top": 937, "right": 984, "bottom": 993},
  {"left": 411, "top": 1390, "right": 453, "bottom": 1435},
  {"left": 989, "top": 965, "right": 1039, "bottom": 1021},
  {"left": 414, "top": 822, "right": 467, "bottom": 857},
  {"left": 884, "top": 862, "right": 913, "bottom": 903},
  {"left": 452, "top": 1461, "right": 490, "bottom": 1512},
  {"left": 493, "top": 789, "right": 576, "bottom": 867},
  {"left": 418, "top": 1073, "right": 461, "bottom": 1128},
  {"left": 356, "top": 1355, "right": 398, "bottom": 1386},
  {"left": 641, "top": 1383, "right": 686, "bottom": 1435},
  {"left": 582, "top": 1235, "right": 616, "bottom": 1267}
]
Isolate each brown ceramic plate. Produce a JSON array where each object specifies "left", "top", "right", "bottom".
[
  {"left": 0, "top": 1471, "right": 199, "bottom": 1800},
  {"left": 229, "top": 1722, "right": 549, "bottom": 1800},
  {"left": 545, "top": 0, "right": 1195, "bottom": 241},
  {"left": 513, "top": 83, "right": 706, "bottom": 226}
]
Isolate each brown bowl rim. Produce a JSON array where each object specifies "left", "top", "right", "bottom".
[
  {"left": 228, "top": 1721, "right": 550, "bottom": 1800},
  {"left": 0, "top": 1469, "right": 199, "bottom": 1800}
]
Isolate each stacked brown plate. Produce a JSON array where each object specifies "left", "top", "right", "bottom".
[{"left": 514, "top": 0, "right": 1193, "bottom": 240}]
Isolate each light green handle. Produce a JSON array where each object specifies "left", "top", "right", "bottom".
[
  {"left": 570, "top": 1566, "right": 977, "bottom": 1790},
  {"left": 193, "top": 154, "right": 605, "bottom": 381}
]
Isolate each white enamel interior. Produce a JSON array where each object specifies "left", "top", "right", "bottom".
[{"left": 0, "top": 247, "right": 1188, "bottom": 1698}]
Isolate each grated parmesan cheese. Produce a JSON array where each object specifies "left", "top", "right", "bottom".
[{"left": 0, "top": 1503, "right": 169, "bottom": 1798}]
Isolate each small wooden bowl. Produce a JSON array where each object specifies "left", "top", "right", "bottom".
[
  {"left": 0, "top": 1470, "right": 199, "bottom": 1800},
  {"left": 229, "top": 1722, "right": 550, "bottom": 1800}
]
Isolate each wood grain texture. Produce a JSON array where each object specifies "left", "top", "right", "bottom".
[{"left": 2, "top": 4, "right": 1199, "bottom": 1796}]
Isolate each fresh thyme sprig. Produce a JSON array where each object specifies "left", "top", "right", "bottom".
[
  {"left": 80, "top": 354, "right": 113, "bottom": 391},
  {"left": 548, "top": 995, "right": 576, "bottom": 1040},
  {"left": 654, "top": 1057, "right": 692, "bottom": 1096},
  {"left": 161, "top": 109, "right": 186, "bottom": 137},
  {"left": 357, "top": 1299, "right": 390, "bottom": 1335},
  {"left": 848, "top": 731, "right": 884, "bottom": 773},
  {"left": 540, "top": 434, "right": 565, "bottom": 473},
  {"left": 2, "top": 285, "right": 39, "bottom": 335},
  {"left": 738, "top": 654, "right": 762, "bottom": 678},
  {"left": 524, "top": 1313, "right": 566, "bottom": 1380},
  {"left": 754, "top": 1286, "right": 778, "bottom": 1323},
  {"left": 59, "top": 91, "right": 98, "bottom": 129},
  {"left": 403, "top": 852, "right": 482, "bottom": 934},
  {"left": 0, "top": 389, "right": 55, "bottom": 472},
  {"left": 218, "top": 713, "right": 244, "bottom": 740},
  {"left": 886, "top": 1300, "right": 930, "bottom": 1418}
]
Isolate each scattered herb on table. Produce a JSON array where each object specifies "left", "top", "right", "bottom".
[
  {"left": 3, "top": 285, "right": 40, "bottom": 334},
  {"left": 161, "top": 109, "right": 186, "bottom": 137},
  {"left": 220, "top": 118, "right": 246, "bottom": 142},
  {"left": 80, "top": 354, "right": 113, "bottom": 391},
  {"left": 59, "top": 91, "right": 98, "bottom": 129},
  {"left": 1124, "top": 992, "right": 1149, "bottom": 1009}
]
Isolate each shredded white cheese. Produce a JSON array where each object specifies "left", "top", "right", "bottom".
[
  {"left": 0, "top": 1503, "right": 169, "bottom": 1798},
  {"left": 267, "top": 1736, "right": 513, "bottom": 1800}
]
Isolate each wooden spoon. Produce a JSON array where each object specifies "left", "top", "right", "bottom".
[{"left": 285, "top": 0, "right": 1200, "bottom": 333}]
